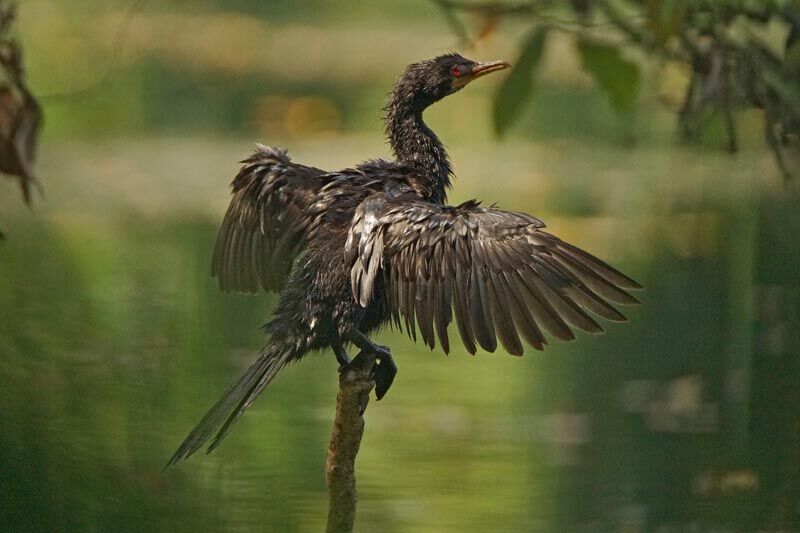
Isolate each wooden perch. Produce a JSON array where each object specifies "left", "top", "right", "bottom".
[{"left": 325, "top": 351, "right": 376, "bottom": 533}]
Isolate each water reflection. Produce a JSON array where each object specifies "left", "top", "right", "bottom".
[{"left": 1, "top": 140, "right": 798, "bottom": 532}]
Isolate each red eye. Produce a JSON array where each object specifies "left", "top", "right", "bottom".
[{"left": 451, "top": 67, "right": 462, "bottom": 78}]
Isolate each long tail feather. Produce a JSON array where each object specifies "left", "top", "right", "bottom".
[{"left": 166, "top": 346, "right": 291, "bottom": 467}]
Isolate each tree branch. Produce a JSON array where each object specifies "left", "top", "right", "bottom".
[{"left": 325, "top": 351, "right": 376, "bottom": 533}]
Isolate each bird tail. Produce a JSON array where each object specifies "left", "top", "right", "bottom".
[{"left": 166, "top": 344, "right": 293, "bottom": 467}]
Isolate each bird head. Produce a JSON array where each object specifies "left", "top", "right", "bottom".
[{"left": 393, "top": 53, "right": 511, "bottom": 109}]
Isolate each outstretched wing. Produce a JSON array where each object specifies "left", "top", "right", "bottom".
[
  {"left": 212, "top": 144, "right": 328, "bottom": 293},
  {"left": 346, "top": 194, "right": 642, "bottom": 355}
]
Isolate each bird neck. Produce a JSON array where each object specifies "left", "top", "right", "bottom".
[{"left": 385, "top": 101, "right": 452, "bottom": 203}]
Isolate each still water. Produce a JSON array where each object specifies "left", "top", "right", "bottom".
[{"left": 1, "top": 138, "right": 797, "bottom": 532}]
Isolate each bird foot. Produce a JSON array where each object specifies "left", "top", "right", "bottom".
[
  {"left": 373, "top": 344, "right": 391, "bottom": 360},
  {"left": 343, "top": 330, "right": 398, "bottom": 400},
  {"left": 338, "top": 350, "right": 374, "bottom": 374},
  {"left": 372, "top": 347, "right": 397, "bottom": 401},
  {"left": 336, "top": 345, "right": 396, "bottom": 400}
]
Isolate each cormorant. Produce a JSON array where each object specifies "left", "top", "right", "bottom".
[{"left": 168, "top": 54, "right": 641, "bottom": 465}]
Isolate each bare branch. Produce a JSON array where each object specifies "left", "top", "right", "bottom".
[{"left": 325, "top": 351, "right": 376, "bottom": 533}]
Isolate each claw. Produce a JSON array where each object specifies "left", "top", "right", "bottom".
[
  {"left": 372, "top": 347, "right": 397, "bottom": 400},
  {"left": 373, "top": 362, "right": 396, "bottom": 400}
]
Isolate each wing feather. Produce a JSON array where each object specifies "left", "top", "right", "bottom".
[
  {"left": 416, "top": 275, "right": 436, "bottom": 349},
  {"left": 212, "top": 145, "right": 327, "bottom": 293},
  {"left": 516, "top": 268, "right": 576, "bottom": 341},
  {"left": 502, "top": 271, "right": 546, "bottom": 350},
  {"left": 453, "top": 267, "right": 477, "bottom": 354},
  {"left": 487, "top": 269, "right": 523, "bottom": 355},
  {"left": 470, "top": 267, "right": 497, "bottom": 352},
  {"left": 346, "top": 194, "right": 642, "bottom": 356},
  {"left": 549, "top": 249, "right": 640, "bottom": 305},
  {"left": 435, "top": 276, "right": 452, "bottom": 354}
]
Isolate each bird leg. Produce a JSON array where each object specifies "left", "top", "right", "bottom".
[
  {"left": 333, "top": 341, "right": 352, "bottom": 371},
  {"left": 344, "top": 329, "right": 397, "bottom": 400}
]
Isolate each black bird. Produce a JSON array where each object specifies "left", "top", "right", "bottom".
[{"left": 168, "top": 54, "right": 642, "bottom": 465}]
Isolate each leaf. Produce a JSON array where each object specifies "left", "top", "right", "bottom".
[
  {"left": 577, "top": 41, "right": 641, "bottom": 113},
  {"left": 645, "top": 0, "right": 689, "bottom": 45},
  {"left": 785, "top": 39, "right": 800, "bottom": 74},
  {"left": 493, "top": 27, "right": 548, "bottom": 137},
  {"left": 762, "top": 69, "right": 800, "bottom": 111}
]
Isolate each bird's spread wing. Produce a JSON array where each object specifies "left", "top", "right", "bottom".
[
  {"left": 346, "top": 193, "right": 642, "bottom": 355},
  {"left": 212, "top": 144, "right": 329, "bottom": 293}
]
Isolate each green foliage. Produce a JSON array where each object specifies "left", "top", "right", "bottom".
[
  {"left": 493, "top": 27, "right": 548, "bottom": 136},
  {"left": 576, "top": 40, "right": 641, "bottom": 112},
  {"left": 786, "top": 40, "right": 800, "bottom": 73},
  {"left": 644, "top": 0, "right": 689, "bottom": 44},
  {"left": 442, "top": 0, "right": 800, "bottom": 179}
]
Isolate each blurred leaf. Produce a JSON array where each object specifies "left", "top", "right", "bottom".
[
  {"left": 645, "top": 0, "right": 688, "bottom": 44},
  {"left": 786, "top": 39, "right": 800, "bottom": 74},
  {"left": 763, "top": 69, "right": 800, "bottom": 110},
  {"left": 569, "top": 0, "right": 594, "bottom": 16},
  {"left": 577, "top": 41, "right": 641, "bottom": 113},
  {"left": 493, "top": 26, "right": 548, "bottom": 137},
  {"left": 476, "top": 14, "right": 500, "bottom": 42}
]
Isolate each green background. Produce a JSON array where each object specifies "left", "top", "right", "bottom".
[{"left": 1, "top": 1, "right": 798, "bottom": 531}]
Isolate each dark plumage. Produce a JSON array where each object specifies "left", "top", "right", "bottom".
[{"left": 167, "top": 54, "right": 642, "bottom": 465}]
